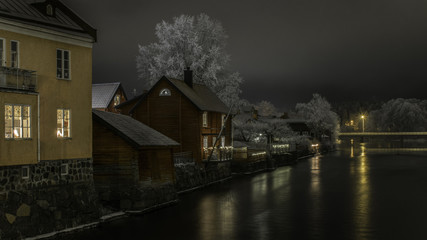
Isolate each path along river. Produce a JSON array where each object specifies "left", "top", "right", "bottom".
[{"left": 60, "top": 144, "right": 427, "bottom": 240}]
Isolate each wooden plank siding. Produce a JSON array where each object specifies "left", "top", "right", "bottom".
[{"left": 93, "top": 120, "right": 176, "bottom": 185}]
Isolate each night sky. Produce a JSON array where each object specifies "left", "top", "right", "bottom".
[{"left": 65, "top": 0, "right": 427, "bottom": 110}]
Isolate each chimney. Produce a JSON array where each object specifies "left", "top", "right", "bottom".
[{"left": 184, "top": 67, "right": 193, "bottom": 88}]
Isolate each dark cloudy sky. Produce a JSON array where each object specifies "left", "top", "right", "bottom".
[{"left": 65, "top": 0, "right": 427, "bottom": 110}]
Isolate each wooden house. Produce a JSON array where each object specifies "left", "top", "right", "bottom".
[
  {"left": 117, "top": 68, "right": 233, "bottom": 164},
  {"left": 92, "top": 109, "right": 179, "bottom": 185},
  {"left": 92, "top": 82, "right": 127, "bottom": 113}
]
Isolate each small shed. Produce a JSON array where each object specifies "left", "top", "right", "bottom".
[
  {"left": 92, "top": 82, "right": 127, "bottom": 113},
  {"left": 92, "top": 110, "right": 179, "bottom": 186}
]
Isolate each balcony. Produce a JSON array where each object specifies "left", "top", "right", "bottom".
[
  {"left": 0, "top": 66, "right": 37, "bottom": 91},
  {"left": 203, "top": 146, "right": 233, "bottom": 161}
]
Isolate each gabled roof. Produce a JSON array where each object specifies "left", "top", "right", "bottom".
[
  {"left": 124, "top": 76, "right": 229, "bottom": 114},
  {"left": 92, "top": 82, "right": 124, "bottom": 109},
  {"left": 168, "top": 78, "right": 229, "bottom": 113},
  {"left": 0, "top": 0, "right": 96, "bottom": 41},
  {"left": 93, "top": 110, "right": 179, "bottom": 148}
]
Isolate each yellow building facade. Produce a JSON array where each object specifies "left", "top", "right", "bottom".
[{"left": 0, "top": 1, "right": 96, "bottom": 166}]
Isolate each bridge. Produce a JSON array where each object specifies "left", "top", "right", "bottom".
[{"left": 338, "top": 132, "right": 427, "bottom": 142}]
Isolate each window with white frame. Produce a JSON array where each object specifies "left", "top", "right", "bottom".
[
  {"left": 203, "top": 111, "right": 207, "bottom": 127},
  {"left": 221, "top": 136, "right": 225, "bottom": 147},
  {"left": 5, "top": 104, "right": 31, "bottom": 139},
  {"left": 0, "top": 38, "right": 5, "bottom": 66},
  {"left": 22, "top": 166, "right": 29, "bottom": 179},
  {"left": 61, "top": 163, "right": 69, "bottom": 175},
  {"left": 221, "top": 114, "right": 226, "bottom": 127},
  {"left": 159, "top": 88, "right": 171, "bottom": 96},
  {"left": 10, "top": 40, "right": 19, "bottom": 68},
  {"left": 57, "top": 109, "right": 71, "bottom": 138},
  {"left": 212, "top": 136, "right": 217, "bottom": 147},
  {"left": 57, "top": 49, "right": 70, "bottom": 79},
  {"left": 203, "top": 136, "right": 208, "bottom": 149}
]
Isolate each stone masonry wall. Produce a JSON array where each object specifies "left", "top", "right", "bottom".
[{"left": 0, "top": 159, "right": 100, "bottom": 240}]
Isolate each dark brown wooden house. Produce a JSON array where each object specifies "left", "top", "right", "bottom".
[
  {"left": 117, "top": 69, "right": 232, "bottom": 164},
  {"left": 92, "top": 110, "right": 179, "bottom": 186},
  {"left": 92, "top": 82, "right": 127, "bottom": 113}
]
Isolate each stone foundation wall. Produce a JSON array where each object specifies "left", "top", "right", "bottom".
[
  {"left": 174, "top": 161, "right": 231, "bottom": 192},
  {"left": 0, "top": 159, "right": 99, "bottom": 240}
]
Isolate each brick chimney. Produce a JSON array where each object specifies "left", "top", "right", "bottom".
[{"left": 184, "top": 67, "right": 193, "bottom": 88}]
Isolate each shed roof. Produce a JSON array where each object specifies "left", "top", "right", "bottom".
[
  {"left": 92, "top": 82, "right": 122, "bottom": 109},
  {"left": 93, "top": 110, "right": 179, "bottom": 148},
  {"left": 0, "top": 0, "right": 96, "bottom": 41}
]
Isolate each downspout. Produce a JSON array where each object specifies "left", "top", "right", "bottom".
[{"left": 37, "top": 93, "right": 40, "bottom": 162}]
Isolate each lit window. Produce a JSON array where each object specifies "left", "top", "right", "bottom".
[
  {"left": 57, "top": 49, "right": 70, "bottom": 79},
  {"left": 0, "top": 38, "right": 5, "bottom": 66},
  {"left": 22, "top": 166, "right": 29, "bottom": 179},
  {"left": 5, "top": 104, "right": 31, "bottom": 139},
  {"left": 11, "top": 41, "right": 19, "bottom": 68},
  {"left": 57, "top": 109, "right": 71, "bottom": 138},
  {"left": 203, "top": 136, "right": 208, "bottom": 149},
  {"left": 114, "top": 94, "right": 121, "bottom": 106},
  {"left": 203, "top": 112, "right": 207, "bottom": 127},
  {"left": 61, "top": 163, "right": 68, "bottom": 176},
  {"left": 159, "top": 88, "right": 171, "bottom": 96},
  {"left": 221, "top": 136, "right": 225, "bottom": 147}
]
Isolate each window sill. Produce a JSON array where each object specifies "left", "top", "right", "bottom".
[
  {"left": 5, "top": 138, "right": 33, "bottom": 141},
  {"left": 57, "top": 137, "right": 72, "bottom": 140},
  {"left": 57, "top": 78, "right": 71, "bottom": 81}
]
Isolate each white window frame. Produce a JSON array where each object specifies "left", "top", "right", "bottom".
[
  {"left": 0, "top": 38, "right": 5, "bottom": 66},
  {"left": 5, "top": 104, "right": 31, "bottom": 139},
  {"left": 212, "top": 136, "right": 217, "bottom": 147},
  {"left": 57, "top": 109, "right": 71, "bottom": 138},
  {"left": 10, "top": 40, "right": 19, "bottom": 68},
  {"left": 221, "top": 114, "right": 226, "bottom": 128},
  {"left": 203, "top": 136, "right": 208, "bottom": 149},
  {"left": 61, "top": 163, "right": 69, "bottom": 176},
  {"left": 57, "top": 49, "right": 71, "bottom": 80},
  {"left": 203, "top": 111, "right": 208, "bottom": 127},
  {"left": 22, "top": 166, "right": 29, "bottom": 179},
  {"left": 221, "top": 136, "right": 225, "bottom": 147},
  {"left": 159, "top": 88, "right": 171, "bottom": 96}
]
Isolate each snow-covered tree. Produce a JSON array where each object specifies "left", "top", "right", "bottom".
[
  {"left": 137, "top": 13, "right": 243, "bottom": 106},
  {"left": 254, "top": 100, "right": 278, "bottom": 117},
  {"left": 295, "top": 93, "right": 340, "bottom": 140},
  {"left": 368, "top": 98, "right": 427, "bottom": 131}
]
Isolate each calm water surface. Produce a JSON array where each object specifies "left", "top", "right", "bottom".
[{"left": 61, "top": 145, "right": 427, "bottom": 240}]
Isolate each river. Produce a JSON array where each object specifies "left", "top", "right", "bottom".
[{"left": 59, "top": 144, "right": 427, "bottom": 240}]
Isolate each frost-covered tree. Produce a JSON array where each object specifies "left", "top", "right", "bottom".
[
  {"left": 137, "top": 13, "right": 243, "bottom": 106},
  {"left": 254, "top": 100, "right": 278, "bottom": 117},
  {"left": 368, "top": 98, "right": 427, "bottom": 131},
  {"left": 295, "top": 93, "right": 340, "bottom": 140}
]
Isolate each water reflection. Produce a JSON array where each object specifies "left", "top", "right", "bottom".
[
  {"left": 352, "top": 143, "right": 372, "bottom": 239},
  {"left": 309, "top": 155, "right": 322, "bottom": 236}
]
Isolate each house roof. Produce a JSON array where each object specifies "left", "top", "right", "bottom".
[
  {"left": 93, "top": 110, "right": 179, "bottom": 148},
  {"left": 168, "top": 78, "right": 229, "bottom": 113},
  {"left": 0, "top": 0, "right": 96, "bottom": 41},
  {"left": 123, "top": 76, "right": 229, "bottom": 114},
  {"left": 92, "top": 82, "right": 123, "bottom": 109}
]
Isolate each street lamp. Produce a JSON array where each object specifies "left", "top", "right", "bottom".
[{"left": 361, "top": 115, "right": 365, "bottom": 132}]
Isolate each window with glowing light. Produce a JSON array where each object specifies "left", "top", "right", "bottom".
[
  {"left": 203, "top": 112, "right": 207, "bottom": 127},
  {"left": 57, "top": 109, "right": 71, "bottom": 138},
  {"left": 159, "top": 88, "right": 171, "bottom": 96},
  {"left": 113, "top": 94, "right": 121, "bottom": 106},
  {"left": 57, "top": 49, "right": 70, "bottom": 79},
  {"left": 5, "top": 104, "right": 31, "bottom": 139},
  {"left": 203, "top": 136, "right": 208, "bottom": 149}
]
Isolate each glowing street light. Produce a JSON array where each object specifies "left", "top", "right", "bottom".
[{"left": 361, "top": 115, "right": 365, "bottom": 132}]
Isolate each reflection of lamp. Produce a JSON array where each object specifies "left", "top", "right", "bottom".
[
  {"left": 361, "top": 115, "right": 365, "bottom": 132},
  {"left": 13, "top": 129, "right": 19, "bottom": 137},
  {"left": 57, "top": 130, "right": 63, "bottom": 137}
]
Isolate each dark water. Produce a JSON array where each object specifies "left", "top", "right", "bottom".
[{"left": 61, "top": 145, "right": 427, "bottom": 240}]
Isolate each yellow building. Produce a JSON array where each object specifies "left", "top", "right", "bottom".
[{"left": 0, "top": 0, "right": 96, "bottom": 166}]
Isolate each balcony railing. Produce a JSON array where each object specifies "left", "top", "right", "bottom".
[
  {"left": 203, "top": 146, "right": 233, "bottom": 161},
  {"left": 0, "top": 66, "right": 37, "bottom": 91}
]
